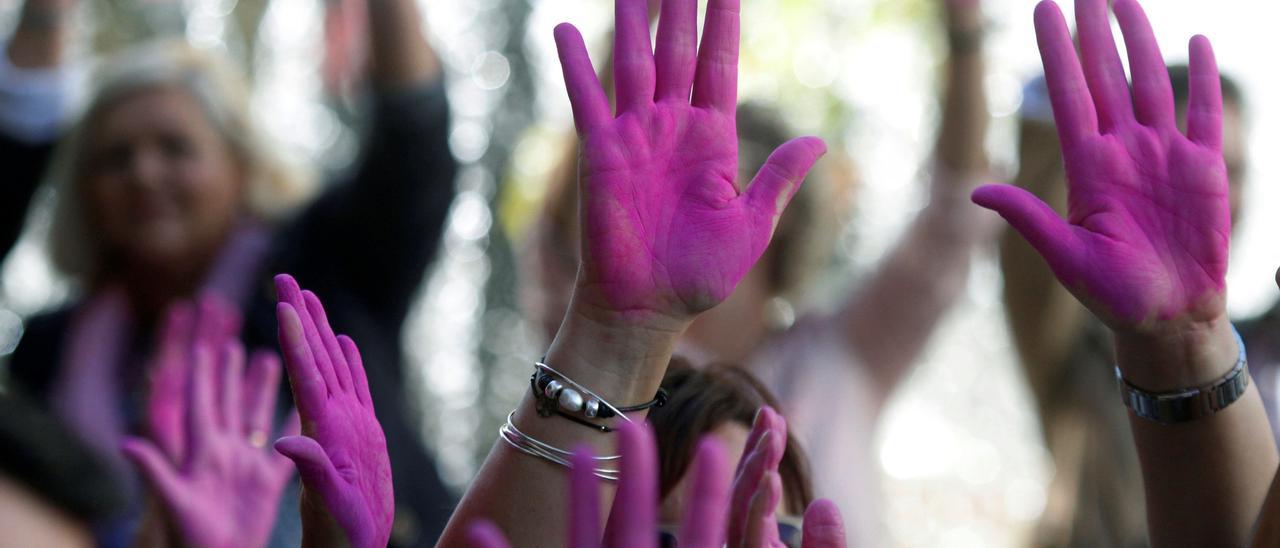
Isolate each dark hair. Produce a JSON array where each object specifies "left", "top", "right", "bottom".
[
  {"left": 0, "top": 394, "right": 124, "bottom": 525},
  {"left": 649, "top": 358, "right": 813, "bottom": 513},
  {"left": 1167, "top": 63, "right": 1244, "bottom": 109}
]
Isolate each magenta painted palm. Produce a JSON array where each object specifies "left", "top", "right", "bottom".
[
  {"left": 556, "top": 0, "right": 825, "bottom": 323},
  {"left": 123, "top": 341, "right": 297, "bottom": 548},
  {"left": 972, "top": 0, "right": 1228, "bottom": 328},
  {"left": 273, "top": 274, "right": 394, "bottom": 548},
  {"left": 147, "top": 294, "right": 243, "bottom": 464}
]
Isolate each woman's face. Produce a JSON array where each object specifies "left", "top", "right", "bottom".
[{"left": 82, "top": 86, "right": 245, "bottom": 274}]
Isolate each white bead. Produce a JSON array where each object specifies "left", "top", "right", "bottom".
[
  {"left": 584, "top": 399, "right": 600, "bottom": 418},
  {"left": 558, "top": 388, "right": 585, "bottom": 412},
  {"left": 545, "top": 380, "right": 563, "bottom": 399}
]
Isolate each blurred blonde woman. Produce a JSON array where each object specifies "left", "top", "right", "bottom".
[{"left": 0, "top": 0, "right": 457, "bottom": 545}]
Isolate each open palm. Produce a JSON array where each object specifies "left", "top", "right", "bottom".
[
  {"left": 558, "top": 0, "right": 825, "bottom": 324},
  {"left": 274, "top": 275, "right": 394, "bottom": 548},
  {"left": 973, "top": 0, "right": 1228, "bottom": 329},
  {"left": 123, "top": 345, "right": 296, "bottom": 548}
]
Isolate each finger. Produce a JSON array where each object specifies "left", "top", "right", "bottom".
[
  {"left": 1113, "top": 0, "right": 1174, "bottom": 128},
  {"left": 276, "top": 303, "right": 328, "bottom": 417},
  {"left": 800, "top": 500, "right": 847, "bottom": 548},
  {"left": 1186, "top": 35, "right": 1222, "bottom": 149},
  {"left": 338, "top": 335, "right": 374, "bottom": 410},
  {"left": 467, "top": 520, "right": 513, "bottom": 548},
  {"left": 1033, "top": 0, "right": 1098, "bottom": 147},
  {"left": 741, "top": 471, "right": 782, "bottom": 548},
  {"left": 244, "top": 350, "right": 283, "bottom": 438},
  {"left": 614, "top": 0, "right": 656, "bottom": 113},
  {"left": 691, "top": 0, "right": 740, "bottom": 111},
  {"left": 219, "top": 342, "right": 246, "bottom": 433},
  {"left": 970, "top": 184, "right": 1081, "bottom": 276},
  {"left": 273, "top": 410, "right": 302, "bottom": 474},
  {"left": 274, "top": 435, "right": 347, "bottom": 509},
  {"left": 1075, "top": 0, "right": 1134, "bottom": 129},
  {"left": 569, "top": 446, "right": 601, "bottom": 548},
  {"left": 735, "top": 407, "right": 771, "bottom": 477},
  {"left": 186, "top": 343, "right": 217, "bottom": 463},
  {"left": 604, "top": 420, "right": 658, "bottom": 548},
  {"left": 274, "top": 275, "right": 340, "bottom": 393},
  {"left": 122, "top": 437, "right": 187, "bottom": 512},
  {"left": 303, "top": 290, "right": 353, "bottom": 392},
  {"left": 195, "top": 293, "right": 240, "bottom": 346},
  {"left": 677, "top": 438, "right": 731, "bottom": 548},
  {"left": 729, "top": 431, "right": 773, "bottom": 542},
  {"left": 149, "top": 302, "right": 195, "bottom": 461},
  {"left": 765, "top": 407, "right": 787, "bottom": 470},
  {"left": 554, "top": 24, "right": 610, "bottom": 133},
  {"left": 745, "top": 137, "right": 827, "bottom": 248},
  {"left": 654, "top": 0, "right": 697, "bottom": 102}
]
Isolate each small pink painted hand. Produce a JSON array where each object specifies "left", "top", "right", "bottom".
[
  {"left": 147, "top": 294, "right": 243, "bottom": 464},
  {"left": 122, "top": 341, "right": 298, "bottom": 548},
  {"left": 554, "top": 0, "right": 826, "bottom": 326},
  {"left": 729, "top": 407, "right": 846, "bottom": 548},
  {"left": 273, "top": 274, "right": 394, "bottom": 548},
  {"left": 972, "top": 0, "right": 1228, "bottom": 329}
]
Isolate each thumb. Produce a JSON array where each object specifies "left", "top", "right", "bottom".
[
  {"left": 274, "top": 435, "right": 346, "bottom": 510},
  {"left": 467, "top": 520, "right": 513, "bottom": 548},
  {"left": 799, "top": 499, "right": 847, "bottom": 548},
  {"left": 971, "top": 184, "right": 1080, "bottom": 274},
  {"left": 745, "top": 136, "right": 827, "bottom": 246},
  {"left": 121, "top": 437, "right": 186, "bottom": 511}
]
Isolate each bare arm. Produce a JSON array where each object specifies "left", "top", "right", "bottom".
[
  {"left": 843, "top": 0, "right": 992, "bottom": 397},
  {"left": 997, "top": 118, "right": 1089, "bottom": 406},
  {"left": 365, "top": 0, "right": 441, "bottom": 90},
  {"left": 7, "top": 0, "right": 73, "bottom": 69}
]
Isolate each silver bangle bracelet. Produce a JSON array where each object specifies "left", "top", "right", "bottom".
[
  {"left": 498, "top": 412, "right": 620, "bottom": 481},
  {"left": 1115, "top": 326, "right": 1249, "bottom": 424}
]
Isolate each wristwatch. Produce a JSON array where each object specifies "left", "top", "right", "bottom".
[{"left": 1115, "top": 327, "right": 1249, "bottom": 424}]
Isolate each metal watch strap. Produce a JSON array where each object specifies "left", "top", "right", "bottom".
[{"left": 1115, "top": 327, "right": 1249, "bottom": 424}]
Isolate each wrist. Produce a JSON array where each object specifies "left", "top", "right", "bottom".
[
  {"left": 1114, "top": 315, "right": 1239, "bottom": 392},
  {"left": 544, "top": 300, "right": 687, "bottom": 404}
]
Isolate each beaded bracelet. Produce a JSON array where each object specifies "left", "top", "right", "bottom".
[{"left": 532, "top": 362, "right": 668, "bottom": 432}]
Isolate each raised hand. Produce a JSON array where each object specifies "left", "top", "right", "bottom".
[
  {"left": 122, "top": 340, "right": 297, "bottom": 548},
  {"left": 554, "top": 0, "right": 825, "bottom": 327},
  {"left": 972, "top": 0, "right": 1228, "bottom": 331},
  {"left": 273, "top": 274, "right": 394, "bottom": 548},
  {"left": 147, "top": 294, "right": 243, "bottom": 464},
  {"left": 729, "top": 407, "right": 846, "bottom": 548}
]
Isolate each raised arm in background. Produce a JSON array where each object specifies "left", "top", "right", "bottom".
[
  {"left": 841, "top": 0, "right": 993, "bottom": 397},
  {"left": 438, "top": 0, "right": 824, "bottom": 542},
  {"left": 0, "top": 0, "right": 76, "bottom": 262},
  {"left": 973, "top": 0, "right": 1278, "bottom": 543}
]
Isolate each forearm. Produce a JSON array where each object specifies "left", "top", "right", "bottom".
[
  {"left": 935, "top": 3, "right": 987, "bottom": 175},
  {"left": 1117, "top": 319, "right": 1279, "bottom": 546},
  {"left": 441, "top": 303, "right": 684, "bottom": 546},
  {"left": 7, "top": 1, "right": 73, "bottom": 69},
  {"left": 844, "top": 185, "right": 986, "bottom": 393},
  {"left": 365, "top": 0, "right": 440, "bottom": 90}
]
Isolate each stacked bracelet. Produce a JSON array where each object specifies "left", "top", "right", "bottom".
[{"left": 498, "top": 412, "right": 620, "bottom": 481}]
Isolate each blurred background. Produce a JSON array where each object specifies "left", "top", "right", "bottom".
[{"left": 1, "top": 0, "right": 1277, "bottom": 546}]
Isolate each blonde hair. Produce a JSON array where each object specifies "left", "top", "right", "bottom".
[{"left": 48, "top": 40, "right": 310, "bottom": 283}]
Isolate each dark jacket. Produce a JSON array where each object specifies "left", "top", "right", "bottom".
[{"left": 3, "top": 80, "right": 458, "bottom": 547}]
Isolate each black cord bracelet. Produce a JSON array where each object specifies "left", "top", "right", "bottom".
[{"left": 530, "top": 371, "right": 668, "bottom": 432}]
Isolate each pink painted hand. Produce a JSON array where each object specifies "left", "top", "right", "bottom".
[
  {"left": 729, "top": 407, "right": 846, "bottom": 548},
  {"left": 554, "top": 0, "right": 826, "bottom": 328},
  {"left": 122, "top": 341, "right": 298, "bottom": 548},
  {"left": 971, "top": 0, "right": 1228, "bottom": 330},
  {"left": 273, "top": 274, "right": 394, "bottom": 548},
  {"left": 465, "top": 418, "right": 846, "bottom": 548},
  {"left": 147, "top": 294, "right": 243, "bottom": 465}
]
